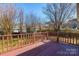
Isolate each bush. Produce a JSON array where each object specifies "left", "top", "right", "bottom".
[
  {"left": 27, "top": 27, "right": 33, "bottom": 33},
  {"left": 37, "top": 29, "right": 54, "bottom": 32},
  {"left": 0, "top": 31, "right": 4, "bottom": 35},
  {"left": 61, "top": 28, "right": 72, "bottom": 33}
]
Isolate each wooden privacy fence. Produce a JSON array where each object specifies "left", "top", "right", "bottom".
[
  {"left": 0, "top": 32, "right": 48, "bottom": 54},
  {"left": 48, "top": 32, "right": 79, "bottom": 45}
]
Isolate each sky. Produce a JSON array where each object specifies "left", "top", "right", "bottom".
[
  {"left": 15, "top": 3, "right": 48, "bottom": 22},
  {"left": 14, "top": 3, "right": 77, "bottom": 22},
  {"left": 15, "top": 3, "right": 45, "bottom": 15},
  {"left": 0, "top": 3, "right": 48, "bottom": 23},
  {"left": 0, "top": 3, "right": 77, "bottom": 23}
]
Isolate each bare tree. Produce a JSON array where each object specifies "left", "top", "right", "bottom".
[
  {"left": 25, "top": 13, "right": 40, "bottom": 33},
  {"left": 0, "top": 4, "right": 16, "bottom": 35},
  {"left": 18, "top": 9, "right": 24, "bottom": 34},
  {"left": 43, "top": 3, "right": 76, "bottom": 42}
]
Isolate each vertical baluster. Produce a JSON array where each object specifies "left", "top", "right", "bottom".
[
  {"left": 66, "top": 35, "right": 67, "bottom": 43},
  {"left": 68, "top": 35, "right": 70, "bottom": 43},
  {"left": 63, "top": 36, "right": 64, "bottom": 42},
  {"left": 22, "top": 34, "right": 24, "bottom": 46},
  {"left": 7, "top": 36, "right": 9, "bottom": 51},
  {"left": 26, "top": 34, "right": 27, "bottom": 44},
  {"left": 34, "top": 33, "right": 36, "bottom": 42},
  {"left": 27, "top": 34, "right": 29, "bottom": 44},
  {"left": 22, "top": 34, "right": 23, "bottom": 47},
  {"left": 23, "top": 34, "right": 25, "bottom": 46},
  {"left": 19, "top": 34, "right": 21, "bottom": 48},
  {"left": 45, "top": 32, "right": 46, "bottom": 40},
  {"left": 31, "top": 33, "right": 32, "bottom": 44},
  {"left": 28, "top": 34, "right": 30, "bottom": 44},
  {"left": 63, "top": 36, "right": 65, "bottom": 42},
  {"left": 17, "top": 35, "right": 19, "bottom": 48},
  {"left": 65, "top": 35, "right": 66, "bottom": 43},
  {"left": 67, "top": 35, "right": 68, "bottom": 43},
  {"left": 73, "top": 36, "right": 74, "bottom": 44},
  {"left": 33, "top": 33, "right": 34, "bottom": 44},
  {"left": 11, "top": 35, "right": 13, "bottom": 50},
  {"left": 47, "top": 32, "right": 48, "bottom": 40},
  {"left": 2, "top": 36, "right": 4, "bottom": 53},
  {"left": 76, "top": 35, "right": 77, "bottom": 45},
  {"left": 24, "top": 34, "right": 26, "bottom": 46},
  {"left": 63, "top": 35, "right": 64, "bottom": 43},
  {"left": 70, "top": 35, "right": 71, "bottom": 44},
  {"left": 30, "top": 33, "right": 32, "bottom": 44},
  {"left": 66, "top": 35, "right": 68, "bottom": 43},
  {"left": 20, "top": 34, "right": 22, "bottom": 48},
  {"left": 12, "top": 35, "right": 14, "bottom": 50},
  {"left": 30, "top": 33, "right": 32, "bottom": 43},
  {"left": 29, "top": 33, "right": 30, "bottom": 43}
]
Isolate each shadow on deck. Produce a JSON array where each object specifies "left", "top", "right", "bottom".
[{"left": 17, "top": 41, "right": 79, "bottom": 56}]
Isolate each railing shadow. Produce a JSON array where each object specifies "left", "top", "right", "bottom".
[{"left": 17, "top": 41, "right": 53, "bottom": 56}]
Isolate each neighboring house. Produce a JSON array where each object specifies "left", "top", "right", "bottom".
[
  {"left": 45, "top": 21, "right": 54, "bottom": 30},
  {"left": 32, "top": 23, "right": 49, "bottom": 31},
  {"left": 13, "top": 23, "right": 26, "bottom": 33},
  {"left": 62, "top": 19, "right": 79, "bottom": 30}
]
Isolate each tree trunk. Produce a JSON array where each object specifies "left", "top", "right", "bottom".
[{"left": 57, "top": 31, "right": 59, "bottom": 43}]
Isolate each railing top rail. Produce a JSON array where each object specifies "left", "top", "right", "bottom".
[{"left": 0, "top": 32, "right": 48, "bottom": 37}]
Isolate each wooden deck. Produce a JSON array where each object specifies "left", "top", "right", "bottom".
[{"left": 17, "top": 40, "right": 79, "bottom": 56}]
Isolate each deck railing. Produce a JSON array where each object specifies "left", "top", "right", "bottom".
[
  {"left": 48, "top": 32, "right": 79, "bottom": 45},
  {"left": 0, "top": 32, "right": 48, "bottom": 54},
  {"left": 1, "top": 31, "right": 78, "bottom": 54}
]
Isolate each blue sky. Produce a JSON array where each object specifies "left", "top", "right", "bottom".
[
  {"left": 14, "top": 3, "right": 48, "bottom": 23},
  {"left": 0, "top": 3, "right": 77, "bottom": 23},
  {"left": 15, "top": 4, "right": 46, "bottom": 17}
]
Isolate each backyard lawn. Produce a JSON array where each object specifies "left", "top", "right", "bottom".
[{"left": 0, "top": 37, "right": 30, "bottom": 53}]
